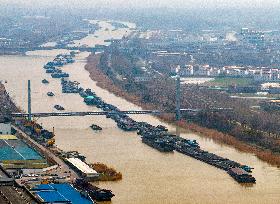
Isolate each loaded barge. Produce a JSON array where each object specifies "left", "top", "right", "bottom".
[
  {"left": 142, "top": 137, "right": 175, "bottom": 152},
  {"left": 74, "top": 178, "right": 115, "bottom": 201},
  {"left": 228, "top": 168, "right": 256, "bottom": 183}
]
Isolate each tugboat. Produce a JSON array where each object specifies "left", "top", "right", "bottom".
[
  {"left": 54, "top": 105, "right": 64, "bottom": 110},
  {"left": 90, "top": 124, "right": 102, "bottom": 131},
  {"left": 47, "top": 92, "right": 55, "bottom": 97},
  {"left": 186, "top": 139, "right": 200, "bottom": 148},
  {"left": 42, "top": 79, "right": 49, "bottom": 84}
]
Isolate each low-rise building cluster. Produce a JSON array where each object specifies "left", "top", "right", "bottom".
[{"left": 178, "top": 64, "right": 280, "bottom": 81}]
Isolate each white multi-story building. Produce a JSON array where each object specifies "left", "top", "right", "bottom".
[
  {"left": 271, "top": 69, "right": 279, "bottom": 81},
  {"left": 193, "top": 65, "right": 209, "bottom": 76},
  {"left": 208, "top": 67, "right": 220, "bottom": 76},
  {"left": 179, "top": 67, "right": 193, "bottom": 76},
  {"left": 253, "top": 71, "right": 262, "bottom": 81},
  {"left": 247, "top": 69, "right": 255, "bottom": 77},
  {"left": 262, "top": 71, "right": 271, "bottom": 81},
  {"left": 173, "top": 63, "right": 280, "bottom": 82}
]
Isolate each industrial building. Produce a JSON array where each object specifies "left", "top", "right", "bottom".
[
  {"left": 0, "top": 135, "right": 48, "bottom": 169},
  {"left": 32, "top": 183, "right": 94, "bottom": 204},
  {"left": 66, "top": 158, "right": 99, "bottom": 180}
]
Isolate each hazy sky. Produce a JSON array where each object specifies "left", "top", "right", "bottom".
[{"left": 0, "top": 0, "right": 279, "bottom": 9}]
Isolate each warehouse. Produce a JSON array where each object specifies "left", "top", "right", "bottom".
[
  {"left": 66, "top": 158, "right": 99, "bottom": 180},
  {"left": 0, "top": 135, "right": 47, "bottom": 169},
  {"left": 32, "top": 183, "right": 94, "bottom": 204}
]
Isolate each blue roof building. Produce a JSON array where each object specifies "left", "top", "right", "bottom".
[{"left": 32, "top": 183, "right": 94, "bottom": 204}]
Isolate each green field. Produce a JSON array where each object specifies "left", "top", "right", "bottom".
[{"left": 204, "top": 77, "right": 254, "bottom": 87}]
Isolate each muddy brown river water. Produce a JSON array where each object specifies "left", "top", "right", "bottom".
[{"left": 0, "top": 20, "right": 280, "bottom": 204}]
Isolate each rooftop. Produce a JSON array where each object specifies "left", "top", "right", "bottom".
[
  {"left": 229, "top": 168, "right": 249, "bottom": 175},
  {"left": 33, "top": 183, "right": 93, "bottom": 204},
  {"left": 66, "top": 157, "right": 97, "bottom": 175},
  {"left": 0, "top": 135, "right": 17, "bottom": 140},
  {"left": 0, "top": 138, "right": 44, "bottom": 161}
]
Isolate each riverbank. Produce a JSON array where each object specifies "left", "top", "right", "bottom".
[
  {"left": 0, "top": 81, "right": 116, "bottom": 203},
  {"left": 84, "top": 53, "right": 280, "bottom": 167},
  {"left": 0, "top": 82, "right": 19, "bottom": 120}
]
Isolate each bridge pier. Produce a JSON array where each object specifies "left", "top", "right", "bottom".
[
  {"left": 176, "top": 75, "right": 181, "bottom": 121},
  {"left": 28, "top": 80, "right": 32, "bottom": 121}
]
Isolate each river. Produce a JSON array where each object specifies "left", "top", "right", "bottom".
[{"left": 0, "top": 20, "right": 280, "bottom": 204}]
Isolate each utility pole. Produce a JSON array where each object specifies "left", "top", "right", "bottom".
[{"left": 28, "top": 80, "right": 32, "bottom": 121}]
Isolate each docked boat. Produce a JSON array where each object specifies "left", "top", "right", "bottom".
[
  {"left": 46, "top": 69, "right": 56, "bottom": 73},
  {"left": 117, "top": 122, "right": 138, "bottom": 131},
  {"left": 84, "top": 96, "right": 98, "bottom": 105},
  {"left": 51, "top": 72, "right": 69, "bottom": 78},
  {"left": 85, "top": 89, "right": 96, "bottom": 96},
  {"left": 227, "top": 168, "right": 256, "bottom": 183},
  {"left": 74, "top": 178, "right": 115, "bottom": 201},
  {"left": 47, "top": 92, "right": 55, "bottom": 97},
  {"left": 90, "top": 124, "right": 102, "bottom": 131},
  {"left": 240, "top": 165, "right": 254, "bottom": 173},
  {"left": 142, "top": 137, "right": 175, "bottom": 152},
  {"left": 41, "top": 129, "right": 54, "bottom": 139},
  {"left": 156, "top": 125, "right": 168, "bottom": 131},
  {"left": 61, "top": 79, "right": 80, "bottom": 93},
  {"left": 54, "top": 105, "right": 64, "bottom": 110},
  {"left": 42, "top": 79, "right": 49, "bottom": 84},
  {"left": 66, "top": 58, "right": 75, "bottom": 63},
  {"left": 43, "top": 64, "right": 55, "bottom": 69}
]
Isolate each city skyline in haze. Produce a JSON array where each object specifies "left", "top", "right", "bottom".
[{"left": 0, "top": 0, "right": 279, "bottom": 9}]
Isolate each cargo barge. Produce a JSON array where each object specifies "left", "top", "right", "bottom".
[
  {"left": 142, "top": 137, "right": 175, "bottom": 152},
  {"left": 74, "top": 178, "right": 115, "bottom": 201},
  {"left": 228, "top": 168, "right": 256, "bottom": 183},
  {"left": 61, "top": 78, "right": 80, "bottom": 93},
  {"left": 51, "top": 72, "right": 69, "bottom": 78}
]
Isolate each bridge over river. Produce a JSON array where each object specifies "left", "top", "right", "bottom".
[{"left": 0, "top": 45, "right": 105, "bottom": 54}]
